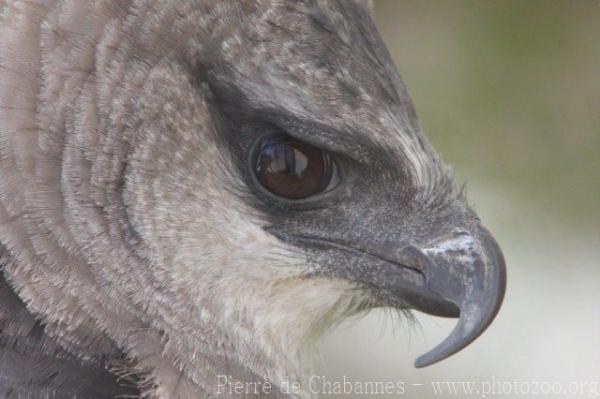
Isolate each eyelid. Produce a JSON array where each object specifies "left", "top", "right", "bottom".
[
  {"left": 323, "top": 159, "right": 341, "bottom": 193},
  {"left": 274, "top": 118, "right": 369, "bottom": 161}
]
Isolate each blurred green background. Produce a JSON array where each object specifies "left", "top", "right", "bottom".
[
  {"left": 376, "top": 0, "right": 599, "bottom": 229},
  {"left": 320, "top": 1, "right": 599, "bottom": 398}
]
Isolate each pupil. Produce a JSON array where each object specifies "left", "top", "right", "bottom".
[
  {"left": 263, "top": 143, "right": 308, "bottom": 177},
  {"left": 255, "top": 136, "right": 327, "bottom": 199}
]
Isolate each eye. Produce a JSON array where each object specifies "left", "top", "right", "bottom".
[{"left": 252, "top": 134, "right": 338, "bottom": 200}]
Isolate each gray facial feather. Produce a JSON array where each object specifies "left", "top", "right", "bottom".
[{"left": 0, "top": 1, "right": 499, "bottom": 398}]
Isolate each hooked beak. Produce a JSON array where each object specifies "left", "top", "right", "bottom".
[
  {"left": 275, "top": 221, "right": 506, "bottom": 368},
  {"left": 390, "top": 225, "right": 507, "bottom": 367}
]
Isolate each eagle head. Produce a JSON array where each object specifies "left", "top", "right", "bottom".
[{"left": 0, "top": 0, "right": 506, "bottom": 397}]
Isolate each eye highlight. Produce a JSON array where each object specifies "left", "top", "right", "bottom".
[{"left": 252, "top": 134, "right": 336, "bottom": 200}]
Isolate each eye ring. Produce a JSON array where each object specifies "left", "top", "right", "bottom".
[{"left": 250, "top": 133, "right": 339, "bottom": 200}]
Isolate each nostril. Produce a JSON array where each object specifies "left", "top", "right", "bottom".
[{"left": 393, "top": 245, "right": 433, "bottom": 272}]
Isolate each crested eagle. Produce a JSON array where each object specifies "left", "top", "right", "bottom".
[{"left": 0, "top": 1, "right": 506, "bottom": 398}]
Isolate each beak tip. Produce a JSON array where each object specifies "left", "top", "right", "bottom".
[
  {"left": 412, "top": 225, "right": 507, "bottom": 369},
  {"left": 414, "top": 356, "right": 435, "bottom": 369}
]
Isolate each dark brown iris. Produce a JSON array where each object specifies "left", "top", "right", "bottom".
[{"left": 254, "top": 135, "right": 331, "bottom": 199}]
